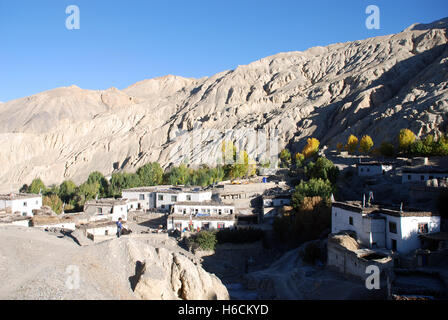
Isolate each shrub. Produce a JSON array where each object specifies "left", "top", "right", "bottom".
[
  {"left": 300, "top": 242, "right": 322, "bottom": 265},
  {"left": 216, "top": 227, "right": 264, "bottom": 244},
  {"left": 43, "top": 194, "right": 63, "bottom": 214},
  {"left": 279, "top": 149, "right": 292, "bottom": 168},
  {"left": 379, "top": 141, "right": 395, "bottom": 157},
  {"left": 193, "top": 231, "right": 217, "bottom": 251}
]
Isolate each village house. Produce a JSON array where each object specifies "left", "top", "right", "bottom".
[
  {"left": 401, "top": 165, "right": 448, "bottom": 184},
  {"left": 122, "top": 186, "right": 212, "bottom": 212},
  {"left": 262, "top": 193, "right": 292, "bottom": 221},
  {"left": 167, "top": 201, "right": 236, "bottom": 231},
  {"left": 83, "top": 198, "right": 138, "bottom": 222},
  {"left": 331, "top": 201, "right": 441, "bottom": 255},
  {"left": 77, "top": 220, "right": 119, "bottom": 242},
  {"left": 0, "top": 193, "right": 42, "bottom": 217},
  {"left": 356, "top": 161, "right": 393, "bottom": 176}
]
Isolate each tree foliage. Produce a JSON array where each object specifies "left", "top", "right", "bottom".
[
  {"left": 302, "top": 138, "right": 320, "bottom": 159},
  {"left": 305, "top": 157, "right": 340, "bottom": 184},
  {"left": 359, "top": 135, "right": 374, "bottom": 154},
  {"left": 346, "top": 135, "right": 359, "bottom": 154},
  {"left": 398, "top": 128, "right": 416, "bottom": 151},
  {"left": 137, "top": 162, "right": 163, "bottom": 186},
  {"left": 43, "top": 194, "right": 63, "bottom": 214},
  {"left": 279, "top": 149, "right": 292, "bottom": 168},
  {"left": 29, "top": 178, "right": 46, "bottom": 194}
]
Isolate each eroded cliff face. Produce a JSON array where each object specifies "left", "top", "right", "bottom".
[{"left": 1, "top": 19, "right": 447, "bottom": 190}]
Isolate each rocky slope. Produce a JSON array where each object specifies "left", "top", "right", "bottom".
[
  {"left": 1, "top": 18, "right": 448, "bottom": 190},
  {"left": 0, "top": 226, "right": 228, "bottom": 300}
]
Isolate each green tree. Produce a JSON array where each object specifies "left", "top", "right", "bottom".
[
  {"left": 29, "top": 178, "right": 46, "bottom": 194},
  {"left": 109, "top": 173, "right": 141, "bottom": 196},
  {"left": 75, "top": 182, "right": 100, "bottom": 206},
  {"left": 379, "top": 141, "right": 395, "bottom": 157},
  {"left": 59, "top": 180, "right": 77, "bottom": 203},
  {"left": 137, "top": 162, "right": 164, "bottom": 186},
  {"left": 165, "top": 164, "right": 190, "bottom": 186},
  {"left": 279, "top": 149, "right": 292, "bottom": 168},
  {"left": 86, "top": 171, "right": 109, "bottom": 197},
  {"left": 193, "top": 231, "right": 217, "bottom": 251},
  {"left": 43, "top": 194, "right": 63, "bottom": 214},
  {"left": 305, "top": 157, "right": 340, "bottom": 184},
  {"left": 292, "top": 178, "right": 333, "bottom": 209}
]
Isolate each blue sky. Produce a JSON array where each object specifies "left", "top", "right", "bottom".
[{"left": 0, "top": 0, "right": 447, "bottom": 102}]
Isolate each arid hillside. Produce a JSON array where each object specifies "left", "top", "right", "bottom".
[{"left": 1, "top": 18, "right": 447, "bottom": 190}]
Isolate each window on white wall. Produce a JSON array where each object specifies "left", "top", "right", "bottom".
[
  {"left": 389, "top": 222, "right": 397, "bottom": 234},
  {"left": 418, "top": 223, "right": 428, "bottom": 234},
  {"left": 349, "top": 217, "right": 353, "bottom": 225}
]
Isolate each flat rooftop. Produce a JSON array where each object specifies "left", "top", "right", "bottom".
[
  {"left": 123, "top": 185, "right": 207, "bottom": 193},
  {"left": 168, "top": 213, "right": 236, "bottom": 221},
  {"left": 0, "top": 193, "right": 42, "bottom": 201},
  {"left": 402, "top": 165, "right": 448, "bottom": 174},
  {"left": 174, "top": 201, "right": 233, "bottom": 207},
  {"left": 332, "top": 201, "right": 439, "bottom": 217}
]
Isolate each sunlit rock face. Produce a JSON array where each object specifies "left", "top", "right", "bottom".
[{"left": 1, "top": 18, "right": 447, "bottom": 190}]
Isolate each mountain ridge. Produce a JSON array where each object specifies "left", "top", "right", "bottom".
[{"left": 1, "top": 18, "right": 447, "bottom": 191}]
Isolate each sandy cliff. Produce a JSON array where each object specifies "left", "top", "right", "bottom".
[{"left": 1, "top": 18, "right": 447, "bottom": 190}]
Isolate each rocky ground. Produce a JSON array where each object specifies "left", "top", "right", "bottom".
[{"left": 0, "top": 225, "right": 228, "bottom": 300}]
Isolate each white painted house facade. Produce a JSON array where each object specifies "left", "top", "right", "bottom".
[
  {"left": 84, "top": 198, "right": 138, "bottom": 221},
  {"left": 122, "top": 186, "right": 212, "bottom": 212},
  {"left": 331, "top": 202, "right": 440, "bottom": 254},
  {"left": 356, "top": 162, "right": 393, "bottom": 176},
  {"left": 0, "top": 193, "right": 42, "bottom": 217},
  {"left": 167, "top": 201, "right": 236, "bottom": 231},
  {"left": 401, "top": 166, "right": 448, "bottom": 184}
]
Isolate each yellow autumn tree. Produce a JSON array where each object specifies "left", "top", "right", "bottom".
[
  {"left": 295, "top": 152, "right": 305, "bottom": 168},
  {"left": 302, "top": 138, "right": 320, "bottom": 158},
  {"left": 398, "top": 129, "right": 416, "bottom": 151},
  {"left": 346, "top": 135, "right": 359, "bottom": 154},
  {"left": 359, "top": 135, "right": 374, "bottom": 154}
]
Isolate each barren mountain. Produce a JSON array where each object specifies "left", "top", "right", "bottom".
[{"left": 1, "top": 18, "right": 448, "bottom": 190}]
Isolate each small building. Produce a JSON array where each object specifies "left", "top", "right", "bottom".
[
  {"left": 401, "top": 166, "right": 448, "bottom": 184},
  {"left": 327, "top": 233, "right": 394, "bottom": 280},
  {"left": 0, "top": 193, "right": 42, "bottom": 217},
  {"left": 331, "top": 201, "right": 441, "bottom": 254},
  {"left": 167, "top": 201, "right": 236, "bottom": 231},
  {"left": 356, "top": 161, "right": 393, "bottom": 176},
  {"left": 84, "top": 198, "right": 137, "bottom": 221},
  {"left": 77, "top": 220, "right": 119, "bottom": 242},
  {"left": 122, "top": 186, "right": 212, "bottom": 212}
]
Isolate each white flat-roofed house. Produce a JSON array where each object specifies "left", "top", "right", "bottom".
[
  {"left": 122, "top": 186, "right": 212, "bottom": 212},
  {"left": 401, "top": 166, "right": 448, "bottom": 184},
  {"left": 84, "top": 198, "right": 137, "bottom": 222},
  {"left": 167, "top": 201, "right": 236, "bottom": 231},
  {"left": 357, "top": 161, "right": 393, "bottom": 176},
  {"left": 331, "top": 201, "right": 441, "bottom": 254},
  {"left": 0, "top": 193, "right": 42, "bottom": 217}
]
